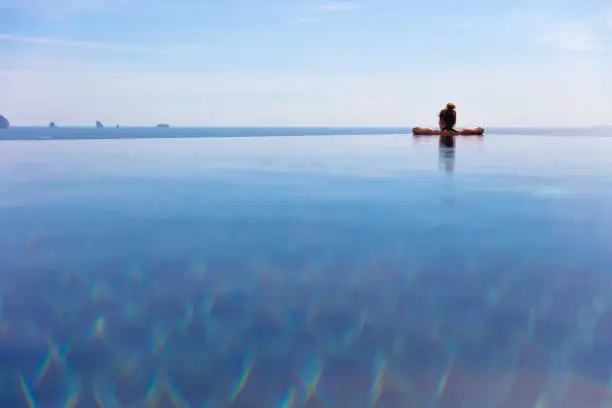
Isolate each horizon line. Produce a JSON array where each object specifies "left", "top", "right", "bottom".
[{"left": 1, "top": 124, "right": 611, "bottom": 129}]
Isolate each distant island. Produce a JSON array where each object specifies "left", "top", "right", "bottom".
[
  {"left": 96, "top": 121, "right": 104, "bottom": 128},
  {"left": 49, "top": 121, "right": 58, "bottom": 128},
  {"left": 156, "top": 124, "right": 170, "bottom": 128},
  {"left": 0, "top": 115, "right": 9, "bottom": 129}
]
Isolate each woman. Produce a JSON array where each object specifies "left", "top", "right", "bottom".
[
  {"left": 412, "top": 103, "right": 484, "bottom": 136},
  {"left": 439, "top": 103, "right": 457, "bottom": 133}
]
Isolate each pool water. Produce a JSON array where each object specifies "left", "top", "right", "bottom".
[{"left": 1, "top": 133, "right": 612, "bottom": 407}]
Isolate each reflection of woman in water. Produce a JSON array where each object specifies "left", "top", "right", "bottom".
[
  {"left": 437, "top": 104, "right": 456, "bottom": 172},
  {"left": 439, "top": 142, "right": 455, "bottom": 172},
  {"left": 439, "top": 134, "right": 455, "bottom": 148}
]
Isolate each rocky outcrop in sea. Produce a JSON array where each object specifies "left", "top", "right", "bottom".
[
  {"left": 49, "top": 122, "right": 57, "bottom": 128},
  {"left": 96, "top": 121, "right": 104, "bottom": 128},
  {"left": 0, "top": 115, "right": 9, "bottom": 129}
]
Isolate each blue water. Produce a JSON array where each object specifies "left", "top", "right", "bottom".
[
  {"left": 1, "top": 125, "right": 612, "bottom": 141},
  {"left": 1, "top": 130, "right": 612, "bottom": 407}
]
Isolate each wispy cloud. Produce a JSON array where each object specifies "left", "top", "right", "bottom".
[
  {"left": 317, "top": 2, "right": 360, "bottom": 12},
  {"left": 509, "top": 12, "right": 609, "bottom": 52},
  {"left": 0, "top": 0, "right": 111, "bottom": 19},
  {"left": 536, "top": 22, "right": 601, "bottom": 52},
  {"left": 0, "top": 33, "right": 165, "bottom": 55},
  {"left": 290, "top": 1, "right": 360, "bottom": 24},
  {"left": 0, "top": 0, "right": 206, "bottom": 20},
  {"left": 291, "top": 17, "right": 321, "bottom": 24},
  {"left": 606, "top": 10, "right": 612, "bottom": 28}
]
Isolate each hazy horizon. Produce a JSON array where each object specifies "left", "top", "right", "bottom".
[
  {"left": 1, "top": 0, "right": 611, "bottom": 127},
  {"left": 2, "top": 123, "right": 612, "bottom": 129}
]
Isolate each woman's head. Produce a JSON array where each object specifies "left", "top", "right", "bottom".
[{"left": 446, "top": 102, "right": 456, "bottom": 110}]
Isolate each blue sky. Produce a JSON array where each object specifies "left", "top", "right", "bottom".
[{"left": 0, "top": 0, "right": 610, "bottom": 126}]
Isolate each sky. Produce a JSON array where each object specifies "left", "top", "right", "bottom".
[{"left": 0, "top": 0, "right": 611, "bottom": 127}]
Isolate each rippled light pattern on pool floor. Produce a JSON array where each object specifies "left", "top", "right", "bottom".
[{"left": 1, "top": 132, "right": 612, "bottom": 407}]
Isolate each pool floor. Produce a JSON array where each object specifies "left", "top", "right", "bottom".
[{"left": 1, "top": 133, "right": 612, "bottom": 407}]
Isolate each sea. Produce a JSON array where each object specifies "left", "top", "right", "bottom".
[{"left": 1, "top": 126, "right": 612, "bottom": 407}]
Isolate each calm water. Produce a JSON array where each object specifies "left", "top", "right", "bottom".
[
  {"left": 1, "top": 130, "right": 612, "bottom": 407},
  {"left": 1, "top": 125, "right": 612, "bottom": 140}
]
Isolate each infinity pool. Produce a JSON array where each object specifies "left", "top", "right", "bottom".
[{"left": 1, "top": 133, "right": 612, "bottom": 407}]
